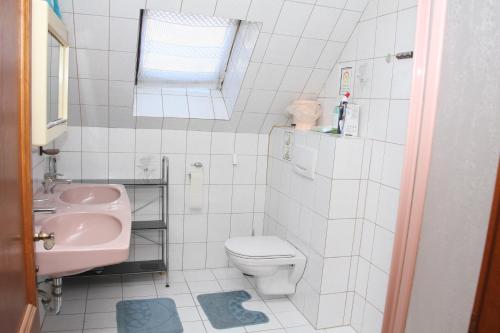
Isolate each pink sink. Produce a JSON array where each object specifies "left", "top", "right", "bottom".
[
  {"left": 34, "top": 184, "right": 131, "bottom": 278},
  {"left": 59, "top": 186, "right": 121, "bottom": 205},
  {"left": 42, "top": 213, "right": 122, "bottom": 246}
]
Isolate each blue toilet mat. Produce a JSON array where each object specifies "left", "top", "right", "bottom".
[
  {"left": 197, "top": 290, "right": 269, "bottom": 329},
  {"left": 116, "top": 298, "right": 183, "bottom": 333}
]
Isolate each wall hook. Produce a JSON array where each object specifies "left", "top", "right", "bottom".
[
  {"left": 395, "top": 51, "right": 414, "bottom": 59},
  {"left": 385, "top": 51, "right": 414, "bottom": 63}
]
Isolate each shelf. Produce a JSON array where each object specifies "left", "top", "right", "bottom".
[
  {"left": 77, "top": 260, "right": 167, "bottom": 276},
  {"left": 76, "top": 179, "right": 167, "bottom": 186},
  {"left": 132, "top": 220, "right": 167, "bottom": 230},
  {"left": 75, "top": 158, "right": 169, "bottom": 282}
]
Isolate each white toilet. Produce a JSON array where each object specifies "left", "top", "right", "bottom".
[{"left": 225, "top": 236, "right": 306, "bottom": 295}]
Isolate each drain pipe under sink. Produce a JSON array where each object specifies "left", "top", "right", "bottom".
[{"left": 38, "top": 277, "right": 63, "bottom": 314}]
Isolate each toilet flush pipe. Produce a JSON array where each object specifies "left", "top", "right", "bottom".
[{"left": 51, "top": 278, "right": 63, "bottom": 314}]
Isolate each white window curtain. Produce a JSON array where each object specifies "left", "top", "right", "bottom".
[{"left": 138, "top": 10, "right": 239, "bottom": 88}]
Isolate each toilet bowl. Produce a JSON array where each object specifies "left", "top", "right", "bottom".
[{"left": 225, "top": 236, "right": 306, "bottom": 295}]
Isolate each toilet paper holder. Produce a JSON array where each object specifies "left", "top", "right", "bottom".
[{"left": 188, "top": 162, "right": 203, "bottom": 182}]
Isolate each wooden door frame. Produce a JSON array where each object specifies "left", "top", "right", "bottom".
[
  {"left": 19, "top": 0, "right": 37, "bottom": 305},
  {"left": 469, "top": 161, "right": 500, "bottom": 332},
  {"left": 16, "top": 0, "right": 39, "bottom": 330},
  {"left": 381, "top": 0, "right": 449, "bottom": 332}
]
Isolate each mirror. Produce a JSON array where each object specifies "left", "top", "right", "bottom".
[
  {"left": 32, "top": 0, "right": 69, "bottom": 146},
  {"left": 47, "top": 33, "right": 60, "bottom": 125}
]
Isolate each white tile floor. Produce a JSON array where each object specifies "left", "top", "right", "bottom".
[{"left": 41, "top": 268, "right": 356, "bottom": 333}]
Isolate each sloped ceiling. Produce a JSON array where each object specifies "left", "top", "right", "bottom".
[{"left": 59, "top": 0, "right": 369, "bottom": 133}]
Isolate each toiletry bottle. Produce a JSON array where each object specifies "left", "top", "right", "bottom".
[{"left": 338, "top": 92, "right": 350, "bottom": 134}]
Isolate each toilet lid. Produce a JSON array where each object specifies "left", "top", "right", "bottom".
[{"left": 225, "top": 236, "right": 296, "bottom": 259}]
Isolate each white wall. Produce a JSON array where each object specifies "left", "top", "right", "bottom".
[
  {"left": 54, "top": 127, "right": 268, "bottom": 270},
  {"left": 42, "top": 0, "right": 375, "bottom": 277},
  {"left": 265, "top": 128, "right": 368, "bottom": 329},
  {"left": 58, "top": 0, "right": 369, "bottom": 133},
  {"left": 313, "top": 0, "right": 417, "bottom": 331},
  {"left": 36, "top": 0, "right": 378, "bottom": 273},
  {"left": 31, "top": 1, "right": 419, "bottom": 331},
  {"left": 406, "top": 0, "right": 500, "bottom": 332},
  {"left": 32, "top": 149, "right": 48, "bottom": 192},
  {"left": 260, "top": 0, "right": 418, "bottom": 330}
]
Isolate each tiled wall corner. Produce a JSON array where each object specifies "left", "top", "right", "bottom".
[
  {"left": 314, "top": 0, "right": 418, "bottom": 331},
  {"left": 264, "top": 127, "right": 371, "bottom": 330}
]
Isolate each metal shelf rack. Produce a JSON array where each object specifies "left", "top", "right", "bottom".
[{"left": 76, "top": 157, "right": 170, "bottom": 287}]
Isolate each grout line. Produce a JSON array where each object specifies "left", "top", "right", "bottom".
[
  {"left": 66, "top": 0, "right": 389, "bottom": 133},
  {"left": 68, "top": 1, "right": 84, "bottom": 179},
  {"left": 106, "top": 0, "right": 111, "bottom": 181},
  {"left": 316, "top": 2, "right": 369, "bottom": 99},
  {"left": 67, "top": 3, "right": 368, "bottom": 132},
  {"left": 260, "top": 1, "right": 316, "bottom": 133},
  {"left": 81, "top": 274, "right": 90, "bottom": 331}
]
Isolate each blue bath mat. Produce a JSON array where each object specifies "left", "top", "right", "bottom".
[
  {"left": 116, "top": 298, "right": 183, "bottom": 333},
  {"left": 197, "top": 290, "right": 269, "bottom": 329}
]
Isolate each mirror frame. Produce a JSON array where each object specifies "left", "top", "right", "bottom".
[{"left": 32, "top": 0, "right": 69, "bottom": 146}]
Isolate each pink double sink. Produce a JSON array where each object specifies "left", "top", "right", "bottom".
[{"left": 34, "top": 184, "right": 132, "bottom": 278}]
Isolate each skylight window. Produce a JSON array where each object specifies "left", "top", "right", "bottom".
[{"left": 136, "top": 10, "right": 239, "bottom": 89}]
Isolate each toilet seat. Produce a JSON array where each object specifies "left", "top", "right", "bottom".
[
  {"left": 224, "top": 236, "right": 307, "bottom": 295},
  {"left": 225, "top": 236, "right": 297, "bottom": 259}
]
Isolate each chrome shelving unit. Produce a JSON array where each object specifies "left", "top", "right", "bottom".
[{"left": 76, "top": 157, "right": 170, "bottom": 287}]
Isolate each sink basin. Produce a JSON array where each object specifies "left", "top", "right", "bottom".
[
  {"left": 42, "top": 213, "right": 122, "bottom": 246},
  {"left": 35, "top": 184, "right": 131, "bottom": 278},
  {"left": 60, "top": 186, "right": 121, "bottom": 204}
]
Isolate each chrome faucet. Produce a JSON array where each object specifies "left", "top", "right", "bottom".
[
  {"left": 47, "top": 156, "right": 58, "bottom": 178},
  {"left": 43, "top": 156, "right": 72, "bottom": 194},
  {"left": 43, "top": 174, "right": 72, "bottom": 194}
]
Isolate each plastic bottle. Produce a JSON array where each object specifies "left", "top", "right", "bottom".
[{"left": 337, "top": 92, "right": 350, "bottom": 134}]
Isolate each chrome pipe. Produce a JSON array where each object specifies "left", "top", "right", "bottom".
[{"left": 38, "top": 277, "right": 63, "bottom": 314}]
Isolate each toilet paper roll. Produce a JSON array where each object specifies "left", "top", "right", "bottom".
[{"left": 189, "top": 165, "right": 203, "bottom": 209}]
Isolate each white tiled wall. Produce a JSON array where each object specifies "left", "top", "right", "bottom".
[
  {"left": 263, "top": 0, "right": 417, "bottom": 331},
  {"left": 55, "top": 127, "right": 269, "bottom": 270},
  {"left": 32, "top": 149, "right": 48, "bottom": 194},
  {"left": 134, "top": 88, "right": 229, "bottom": 120},
  {"left": 264, "top": 128, "right": 367, "bottom": 330},
  {"left": 321, "top": 2, "right": 416, "bottom": 333},
  {"left": 34, "top": 1, "right": 417, "bottom": 332},
  {"left": 59, "top": 0, "right": 369, "bottom": 133}
]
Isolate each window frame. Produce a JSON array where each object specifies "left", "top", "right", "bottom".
[{"left": 134, "top": 9, "right": 240, "bottom": 90}]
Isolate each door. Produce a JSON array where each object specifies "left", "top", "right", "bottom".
[
  {"left": 469, "top": 161, "right": 500, "bottom": 333},
  {"left": 0, "top": 0, "right": 40, "bottom": 332}
]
